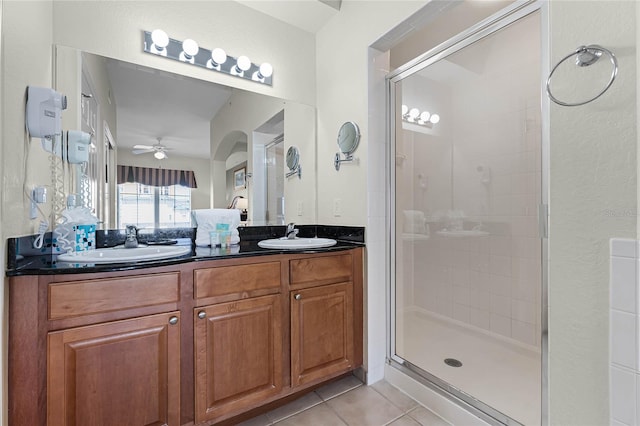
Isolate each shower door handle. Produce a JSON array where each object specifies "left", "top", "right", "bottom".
[{"left": 538, "top": 203, "right": 548, "bottom": 239}]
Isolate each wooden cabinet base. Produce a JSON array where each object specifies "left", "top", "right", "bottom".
[
  {"left": 47, "top": 312, "right": 181, "bottom": 426},
  {"left": 8, "top": 248, "right": 364, "bottom": 426},
  {"left": 194, "top": 295, "right": 283, "bottom": 424}
]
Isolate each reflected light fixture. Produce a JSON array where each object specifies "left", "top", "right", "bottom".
[
  {"left": 143, "top": 30, "right": 273, "bottom": 86},
  {"left": 418, "top": 111, "right": 431, "bottom": 124},
  {"left": 408, "top": 108, "right": 420, "bottom": 122},
  {"left": 154, "top": 151, "right": 167, "bottom": 160},
  {"left": 235, "top": 197, "right": 249, "bottom": 221},
  {"left": 401, "top": 104, "right": 441, "bottom": 127}
]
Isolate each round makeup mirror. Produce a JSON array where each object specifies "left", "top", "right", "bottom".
[
  {"left": 334, "top": 121, "right": 360, "bottom": 171},
  {"left": 337, "top": 121, "right": 360, "bottom": 155},
  {"left": 286, "top": 146, "right": 300, "bottom": 170},
  {"left": 286, "top": 146, "right": 302, "bottom": 179}
]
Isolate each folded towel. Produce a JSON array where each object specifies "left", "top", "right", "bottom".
[
  {"left": 192, "top": 209, "right": 241, "bottom": 247},
  {"left": 403, "top": 210, "right": 426, "bottom": 234}
]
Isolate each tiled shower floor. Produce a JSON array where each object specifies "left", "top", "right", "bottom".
[{"left": 238, "top": 375, "right": 451, "bottom": 426}]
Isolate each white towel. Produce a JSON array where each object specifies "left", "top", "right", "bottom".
[
  {"left": 192, "top": 209, "right": 241, "bottom": 247},
  {"left": 403, "top": 210, "right": 426, "bottom": 234}
]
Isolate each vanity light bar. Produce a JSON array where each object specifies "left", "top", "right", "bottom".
[
  {"left": 142, "top": 30, "right": 273, "bottom": 86},
  {"left": 401, "top": 104, "right": 440, "bottom": 127}
]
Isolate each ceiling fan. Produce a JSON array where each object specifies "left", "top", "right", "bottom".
[{"left": 132, "top": 137, "right": 172, "bottom": 159}]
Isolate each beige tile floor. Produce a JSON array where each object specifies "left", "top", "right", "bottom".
[{"left": 238, "top": 375, "right": 451, "bottom": 426}]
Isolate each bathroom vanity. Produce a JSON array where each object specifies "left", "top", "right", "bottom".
[{"left": 7, "top": 228, "right": 364, "bottom": 426}]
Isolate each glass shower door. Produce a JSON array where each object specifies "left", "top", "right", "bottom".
[
  {"left": 391, "top": 10, "right": 542, "bottom": 426},
  {"left": 265, "top": 136, "right": 285, "bottom": 224}
]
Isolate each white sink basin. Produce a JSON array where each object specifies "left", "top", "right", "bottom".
[
  {"left": 57, "top": 245, "right": 192, "bottom": 264},
  {"left": 258, "top": 237, "right": 337, "bottom": 250}
]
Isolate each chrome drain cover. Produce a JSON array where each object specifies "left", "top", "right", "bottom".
[{"left": 444, "top": 358, "right": 462, "bottom": 367}]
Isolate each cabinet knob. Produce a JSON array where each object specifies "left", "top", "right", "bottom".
[
  {"left": 198, "top": 311, "right": 206, "bottom": 319},
  {"left": 294, "top": 294, "right": 302, "bottom": 300},
  {"left": 169, "top": 316, "right": 179, "bottom": 325}
]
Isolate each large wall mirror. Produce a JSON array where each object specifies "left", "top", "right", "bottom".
[{"left": 54, "top": 45, "right": 317, "bottom": 229}]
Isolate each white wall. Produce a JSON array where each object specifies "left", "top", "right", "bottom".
[
  {"left": 117, "top": 151, "right": 211, "bottom": 210},
  {"left": 2, "top": 1, "right": 53, "bottom": 239},
  {"left": 548, "top": 2, "right": 637, "bottom": 424},
  {"left": 316, "top": 0, "right": 428, "bottom": 383},
  {"left": 1, "top": 2, "right": 54, "bottom": 424},
  {"left": 211, "top": 90, "right": 316, "bottom": 224},
  {"left": 316, "top": 1, "right": 425, "bottom": 226},
  {"left": 52, "top": 1, "right": 316, "bottom": 106}
]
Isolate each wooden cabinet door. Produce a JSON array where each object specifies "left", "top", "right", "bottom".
[
  {"left": 47, "top": 312, "right": 181, "bottom": 426},
  {"left": 194, "top": 295, "right": 283, "bottom": 423},
  {"left": 291, "top": 282, "right": 354, "bottom": 387}
]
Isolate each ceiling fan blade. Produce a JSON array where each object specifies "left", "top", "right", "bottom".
[
  {"left": 132, "top": 144, "right": 154, "bottom": 150},
  {"left": 132, "top": 149, "right": 153, "bottom": 155}
]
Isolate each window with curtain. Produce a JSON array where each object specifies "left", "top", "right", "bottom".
[{"left": 116, "top": 165, "right": 196, "bottom": 228}]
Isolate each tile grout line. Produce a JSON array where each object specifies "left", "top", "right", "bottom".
[
  {"left": 318, "top": 380, "right": 368, "bottom": 426},
  {"left": 369, "top": 384, "right": 421, "bottom": 415},
  {"left": 323, "top": 398, "right": 351, "bottom": 426},
  {"left": 383, "top": 412, "right": 407, "bottom": 425},
  {"left": 270, "top": 381, "right": 363, "bottom": 425},
  {"left": 268, "top": 397, "right": 324, "bottom": 424},
  {"left": 321, "top": 382, "right": 364, "bottom": 401},
  {"left": 406, "top": 406, "right": 453, "bottom": 426}
]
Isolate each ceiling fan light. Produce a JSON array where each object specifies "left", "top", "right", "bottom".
[{"left": 154, "top": 151, "right": 166, "bottom": 160}]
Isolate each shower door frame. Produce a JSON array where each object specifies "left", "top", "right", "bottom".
[{"left": 385, "top": 2, "right": 549, "bottom": 425}]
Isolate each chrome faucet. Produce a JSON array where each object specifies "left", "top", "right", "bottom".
[
  {"left": 285, "top": 223, "right": 299, "bottom": 240},
  {"left": 124, "top": 225, "right": 139, "bottom": 248}
]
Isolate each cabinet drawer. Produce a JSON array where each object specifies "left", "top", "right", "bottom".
[
  {"left": 48, "top": 273, "right": 180, "bottom": 320},
  {"left": 290, "top": 254, "right": 352, "bottom": 287},
  {"left": 194, "top": 262, "right": 281, "bottom": 299}
]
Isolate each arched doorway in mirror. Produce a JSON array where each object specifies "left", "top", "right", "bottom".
[{"left": 213, "top": 130, "right": 248, "bottom": 213}]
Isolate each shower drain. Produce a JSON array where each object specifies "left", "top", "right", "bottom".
[{"left": 444, "top": 358, "right": 463, "bottom": 367}]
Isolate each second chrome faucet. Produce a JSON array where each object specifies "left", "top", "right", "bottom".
[{"left": 285, "top": 223, "right": 299, "bottom": 240}]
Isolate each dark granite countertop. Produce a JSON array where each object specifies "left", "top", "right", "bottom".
[{"left": 6, "top": 225, "right": 365, "bottom": 276}]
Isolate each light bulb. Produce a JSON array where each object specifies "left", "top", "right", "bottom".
[
  {"left": 258, "top": 63, "right": 273, "bottom": 78},
  {"left": 154, "top": 151, "right": 166, "bottom": 160},
  {"left": 151, "top": 29, "right": 169, "bottom": 49},
  {"left": 430, "top": 114, "right": 440, "bottom": 124},
  {"left": 408, "top": 108, "right": 420, "bottom": 121},
  {"left": 252, "top": 62, "right": 274, "bottom": 82},
  {"left": 211, "top": 48, "right": 227, "bottom": 65},
  {"left": 150, "top": 29, "right": 169, "bottom": 56},
  {"left": 236, "top": 56, "right": 251, "bottom": 72},
  {"left": 401, "top": 105, "right": 408, "bottom": 115},
  {"left": 419, "top": 111, "right": 430, "bottom": 122},
  {"left": 182, "top": 39, "right": 199, "bottom": 57}
]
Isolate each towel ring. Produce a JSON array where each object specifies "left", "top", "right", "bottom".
[{"left": 546, "top": 44, "right": 618, "bottom": 107}]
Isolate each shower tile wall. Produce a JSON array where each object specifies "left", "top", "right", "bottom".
[
  {"left": 610, "top": 238, "right": 640, "bottom": 426},
  {"left": 397, "top": 14, "right": 541, "bottom": 349}
]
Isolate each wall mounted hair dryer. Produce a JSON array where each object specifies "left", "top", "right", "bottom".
[
  {"left": 25, "top": 86, "right": 67, "bottom": 139},
  {"left": 65, "top": 130, "right": 91, "bottom": 164}
]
